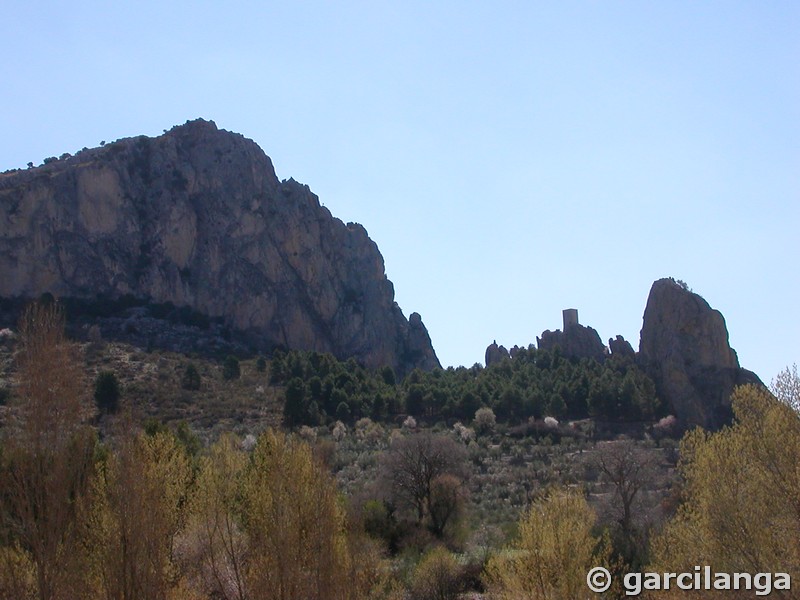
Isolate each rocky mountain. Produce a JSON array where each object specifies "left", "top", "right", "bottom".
[
  {"left": 638, "top": 278, "right": 760, "bottom": 429},
  {"left": 484, "top": 280, "right": 761, "bottom": 429},
  {"left": 0, "top": 119, "right": 439, "bottom": 374}
]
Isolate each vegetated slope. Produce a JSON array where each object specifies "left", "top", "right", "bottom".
[{"left": 0, "top": 119, "right": 438, "bottom": 375}]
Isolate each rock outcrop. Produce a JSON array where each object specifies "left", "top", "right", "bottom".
[
  {"left": 638, "top": 278, "right": 760, "bottom": 429},
  {"left": 537, "top": 323, "right": 606, "bottom": 361},
  {"left": 0, "top": 119, "right": 439, "bottom": 374},
  {"left": 485, "top": 340, "right": 510, "bottom": 366},
  {"left": 609, "top": 335, "right": 635, "bottom": 359}
]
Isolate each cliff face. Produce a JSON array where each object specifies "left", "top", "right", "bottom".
[
  {"left": 638, "top": 278, "right": 760, "bottom": 429},
  {"left": 0, "top": 119, "right": 439, "bottom": 374}
]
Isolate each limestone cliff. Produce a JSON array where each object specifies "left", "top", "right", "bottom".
[
  {"left": 638, "top": 278, "right": 760, "bottom": 429},
  {"left": 0, "top": 119, "right": 439, "bottom": 374}
]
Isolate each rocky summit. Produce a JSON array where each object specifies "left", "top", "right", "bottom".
[
  {"left": 0, "top": 119, "right": 439, "bottom": 374},
  {"left": 638, "top": 278, "right": 761, "bottom": 429},
  {"left": 536, "top": 322, "right": 606, "bottom": 362},
  {"left": 484, "top": 280, "right": 761, "bottom": 429}
]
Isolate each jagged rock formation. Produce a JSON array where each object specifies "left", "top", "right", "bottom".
[
  {"left": 485, "top": 340, "right": 510, "bottom": 366},
  {"left": 0, "top": 119, "right": 439, "bottom": 374},
  {"left": 536, "top": 323, "right": 606, "bottom": 361},
  {"left": 638, "top": 278, "right": 760, "bottom": 429},
  {"left": 609, "top": 335, "right": 635, "bottom": 359}
]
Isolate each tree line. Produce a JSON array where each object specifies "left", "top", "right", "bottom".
[{"left": 271, "top": 345, "right": 662, "bottom": 428}]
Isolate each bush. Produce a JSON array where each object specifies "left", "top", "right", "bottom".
[
  {"left": 222, "top": 355, "right": 240, "bottom": 380},
  {"left": 181, "top": 363, "right": 201, "bottom": 391},
  {"left": 332, "top": 421, "right": 347, "bottom": 442},
  {"left": 256, "top": 356, "right": 267, "bottom": 372},
  {"left": 474, "top": 407, "right": 496, "bottom": 434},
  {"left": 485, "top": 488, "right": 610, "bottom": 599},
  {"left": 380, "top": 365, "right": 396, "bottom": 386},
  {"left": 336, "top": 401, "right": 351, "bottom": 422},
  {"left": 410, "top": 546, "right": 463, "bottom": 600},
  {"left": 94, "top": 371, "right": 120, "bottom": 413},
  {"left": 283, "top": 378, "right": 309, "bottom": 427}
]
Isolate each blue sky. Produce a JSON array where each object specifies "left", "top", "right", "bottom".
[{"left": 1, "top": 2, "right": 797, "bottom": 383}]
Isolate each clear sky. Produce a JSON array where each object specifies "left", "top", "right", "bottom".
[{"left": 1, "top": 2, "right": 797, "bottom": 383}]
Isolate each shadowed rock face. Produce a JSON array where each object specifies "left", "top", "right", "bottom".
[
  {"left": 609, "top": 335, "right": 635, "bottom": 359},
  {"left": 0, "top": 119, "right": 439, "bottom": 374},
  {"left": 484, "top": 340, "right": 510, "bottom": 366},
  {"left": 638, "top": 278, "right": 760, "bottom": 429},
  {"left": 537, "top": 323, "right": 606, "bottom": 361}
]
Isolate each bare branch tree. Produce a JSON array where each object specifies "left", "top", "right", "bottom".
[
  {"left": 381, "top": 432, "right": 466, "bottom": 534},
  {"left": 593, "top": 439, "right": 661, "bottom": 567},
  {"left": 1, "top": 301, "right": 95, "bottom": 599}
]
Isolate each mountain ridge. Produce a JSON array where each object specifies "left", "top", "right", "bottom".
[{"left": 0, "top": 119, "right": 439, "bottom": 374}]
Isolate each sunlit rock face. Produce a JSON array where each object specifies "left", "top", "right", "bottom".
[
  {"left": 638, "top": 278, "right": 760, "bottom": 429},
  {"left": 0, "top": 119, "right": 439, "bottom": 374}
]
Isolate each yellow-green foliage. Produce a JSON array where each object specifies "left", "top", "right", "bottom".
[
  {"left": 0, "top": 543, "right": 37, "bottom": 599},
  {"left": 409, "top": 546, "right": 462, "bottom": 600},
  {"left": 86, "top": 429, "right": 194, "bottom": 599},
  {"left": 241, "top": 429, "right": 351, "bottom": 599},
  {"left": 187, "top": 430, "right": 386, "bottom": 600},
  {"left": 649, "top": 384, "right": 800, "bottom": 598},
  {"left": 484, "top": 488, "right": 609, "bottom": 600},
  {"left": 187, "top": 433, "right": 249, "bottom": 600}
]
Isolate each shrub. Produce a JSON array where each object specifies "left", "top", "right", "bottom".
[
  {"left": 94, "top": 371, "right": 120, "bottom": 413},
  {"left": 298, "top": 425, "right": 317, "bottom": 443},
  {"left": 410, "top": 546, "right": 463, "bottom": 600},
  {"left": 241, "top": 434, "right": 257, "bottom": 452},
  {"left": 652, "top": 414, "right": 678, "bottom": 440},
  {"left": 379, "top": 365, "right": 396, "bottom": 386},
  {"left": 181, "top": 363, "right": 201, "bottom": 391},
  {"left": 336, "top": 401, "right": 351, "bottom": 422},
  {"left": 453, "top": 422, "right": 475, "bottom": 443},
  {"left": 332, "top": 421, "right": 347, "bottom": 442},
  {"left": 284, "top": 377, "right": 309, "bottom": 427},
  {"left": 485, "top": 488, "right": 610, "bottom": 599},
  {"left": 256, "top": 356, "right": 267, "bottom": 372},
  {"left": 222, "top": 355, "right": 240, "bottom": 380},
  {"left": 474, "top": 407, "right": 496, "bottom": 434}
]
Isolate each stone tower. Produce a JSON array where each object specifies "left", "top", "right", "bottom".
[{"left": 563, "top": 308, "right": 578, "bottom": 330}]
